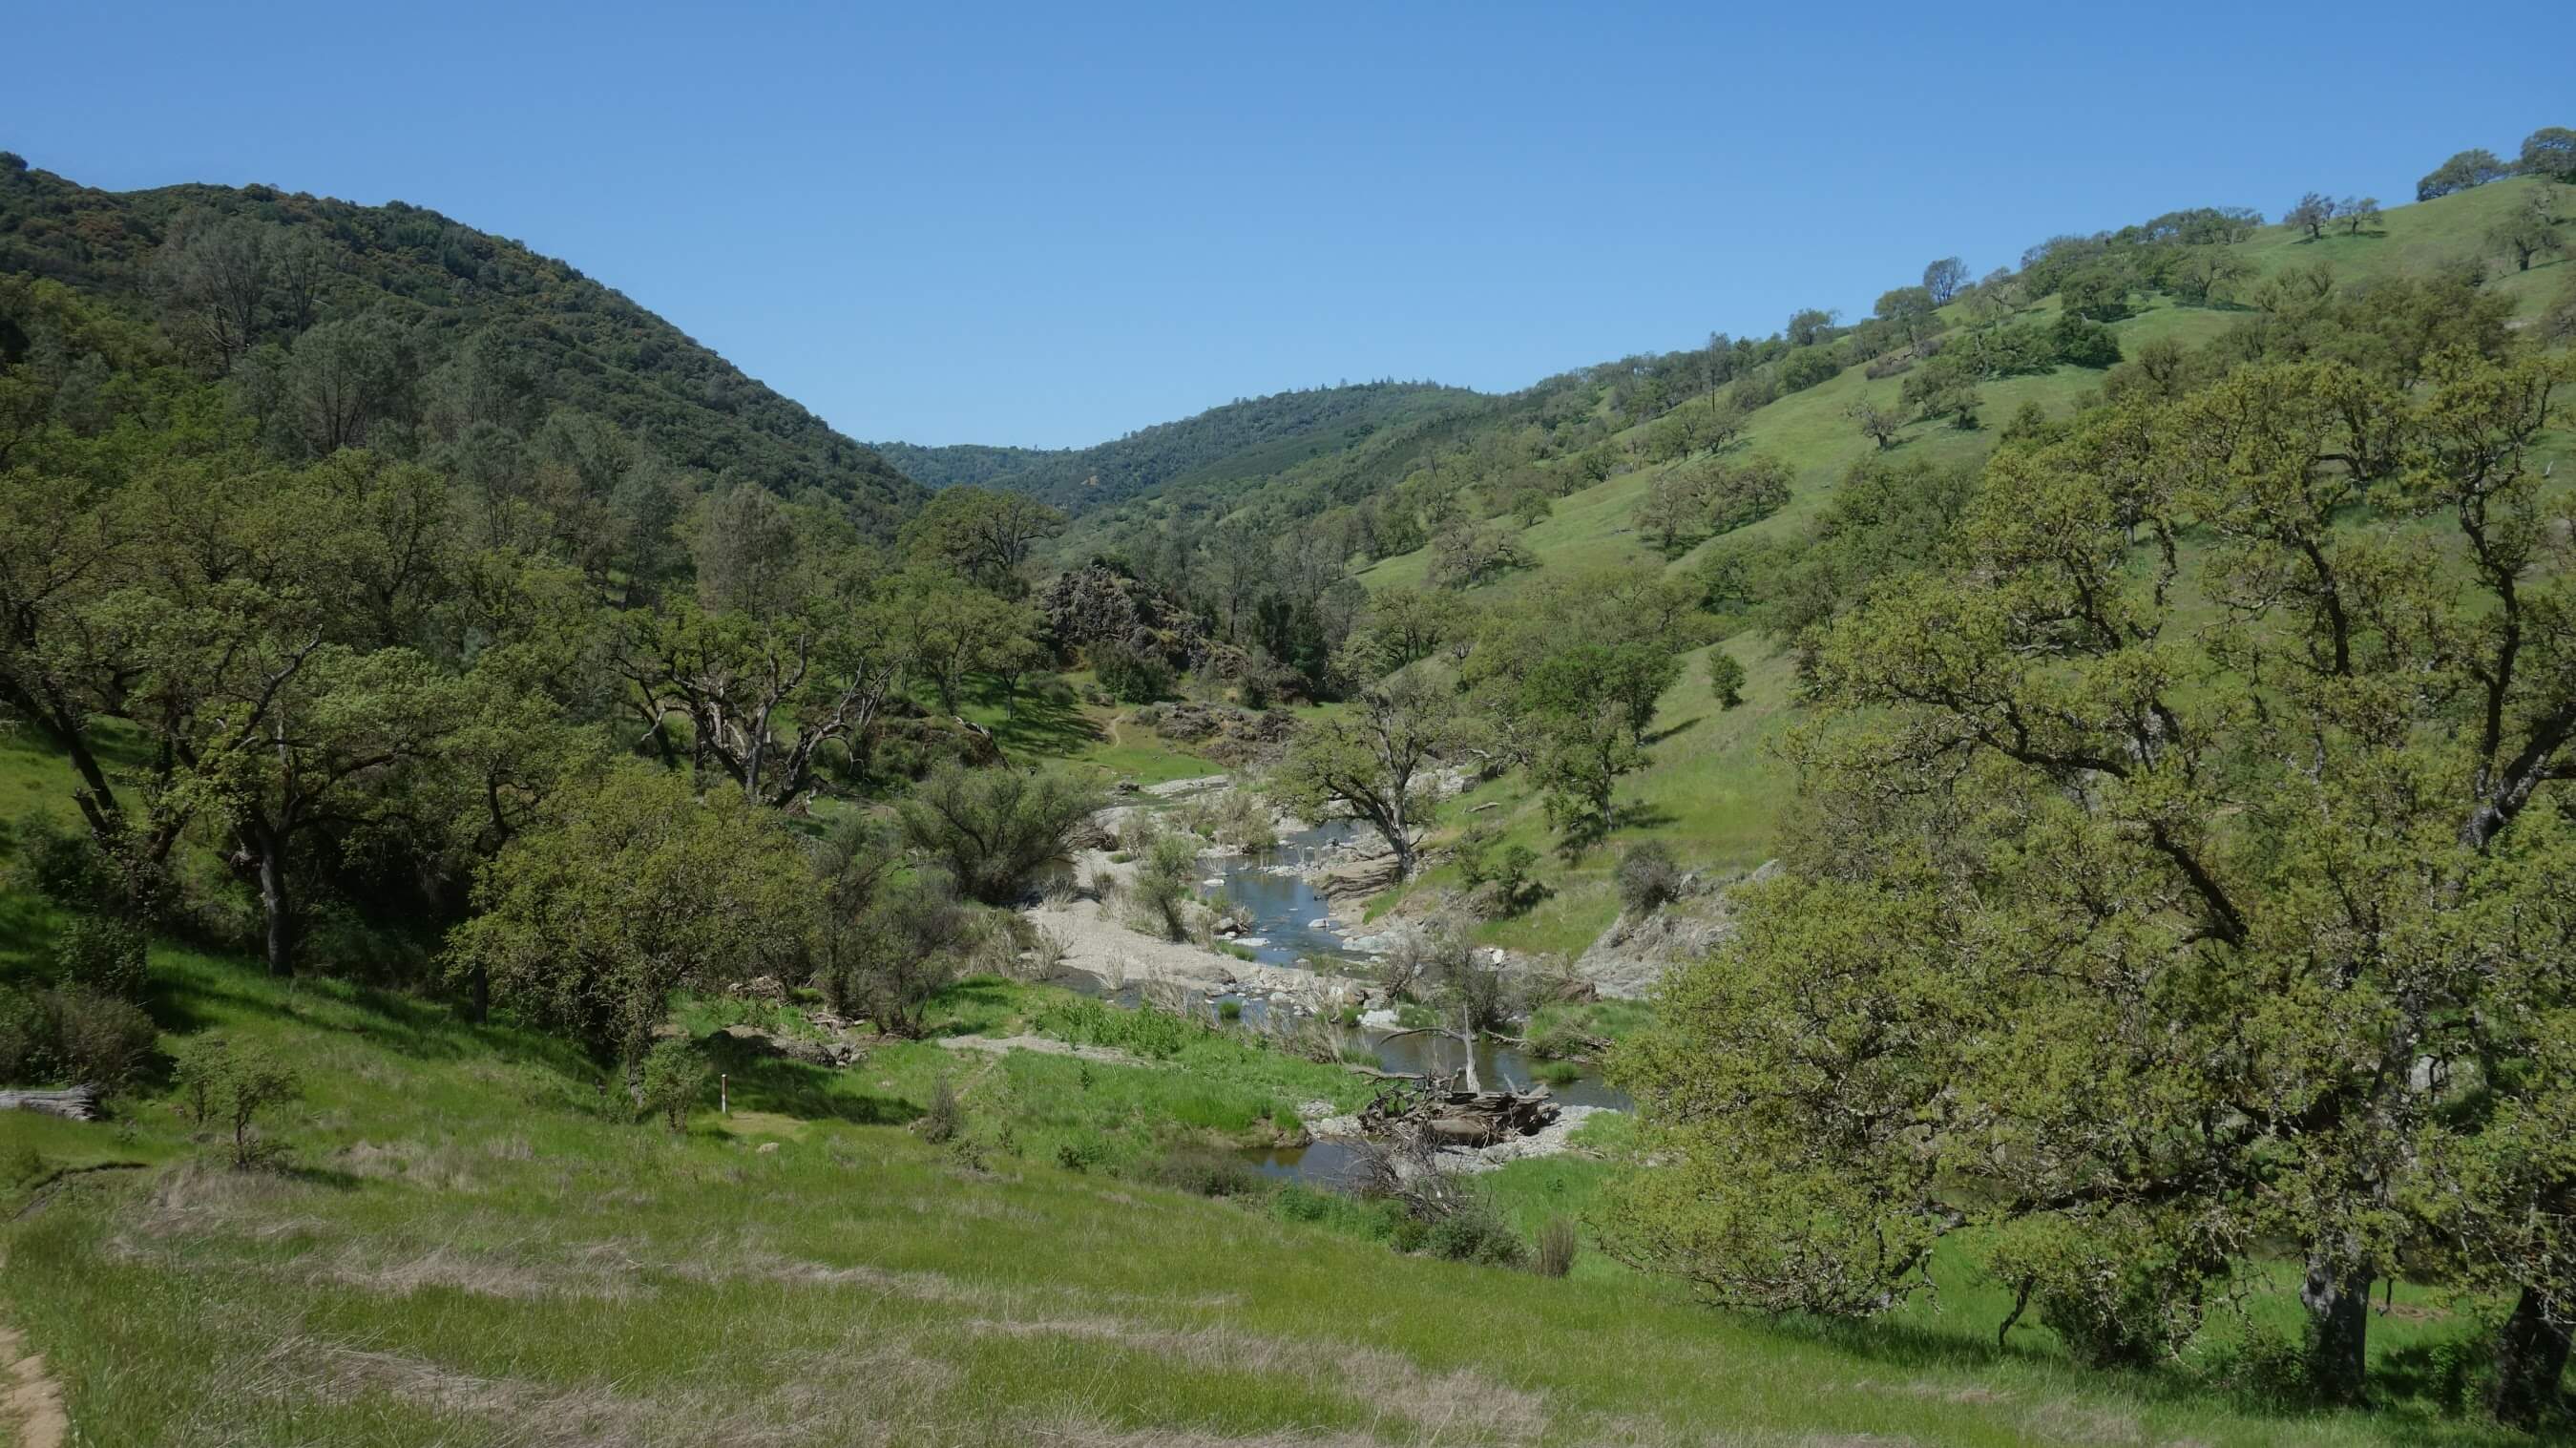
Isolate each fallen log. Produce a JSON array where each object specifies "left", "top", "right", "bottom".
[{"left": 0, "top": 1086, "right": 101, "bottom": 1121}]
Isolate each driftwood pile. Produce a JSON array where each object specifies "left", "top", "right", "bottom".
[
  {"left": 1355, "top": 1078, "right": 1558, "bottom": 1147},
  {"left": 0, "top": 1086, "right": 101, "bottom": 1121}
]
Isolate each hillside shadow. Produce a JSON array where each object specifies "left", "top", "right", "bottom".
[{"left": 146, "top": 964, "right": 602, "bottom": 1085}]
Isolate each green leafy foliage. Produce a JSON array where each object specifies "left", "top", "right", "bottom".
[
  {"left": 172, "top": 1034, "right": 302, "bottom": 1166},
  {"left": 638, "top": 1039, "right": 710, "bottom": 1131}
]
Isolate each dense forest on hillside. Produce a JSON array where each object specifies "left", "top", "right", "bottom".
[
  {"left": 0, "top": 154, "right": 923, "bottom": 533},
  {"left": 7, "top": 124, "right": 2576, "bottom": 1443},
  {"left": 876, "top": 380, "right": 1484, "bottom": 512}
]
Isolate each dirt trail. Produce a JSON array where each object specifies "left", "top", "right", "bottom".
[
  {"left": 934, "top": 1034, "right": 1151, "bottom": 1067},
  {"left": 0, "top": 1316, "right": 68, "bottom": 1448}
]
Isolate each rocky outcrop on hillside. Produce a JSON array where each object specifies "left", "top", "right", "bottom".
[
  {"left": 1037, "top": 562, "right": 1213, "bottom": 669},
  {"left": 1572, "top": 860, "right": 1776, "bottom": 998},
  {"left": 1128, "top": 701, "right": 1295, "bottom": 765}
]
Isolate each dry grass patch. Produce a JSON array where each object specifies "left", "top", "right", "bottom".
[{"left": 965, "top": 1313, "right": 1550, "bottom": 1444}]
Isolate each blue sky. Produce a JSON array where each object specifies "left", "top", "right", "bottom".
[{"left": 8, "top": 2, "right": 2559, "bottom": 447}]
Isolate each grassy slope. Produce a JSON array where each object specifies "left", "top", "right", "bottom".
[
  {"left": 1353, "top": 178, "right": 2573, "bottom": 955},
  {"left": 0, "top": 916, "right": 2504, "bottom": 1447}
]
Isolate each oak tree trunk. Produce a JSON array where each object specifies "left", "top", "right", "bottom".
[{"left": 2492, "top": 1285, "right": 2571, "bottom": 1429}]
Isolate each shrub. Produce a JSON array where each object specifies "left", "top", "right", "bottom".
[
  {"left": 1093, "top": 644, "right": 1173, "bottom": 703},
  {"left": 1616, "top": 841, "right": 1681, "bottom": 916},
  {"left": 895, "top": 763, "right": 1104, "bottom": 904},
  {"left": 2050, "top": 314, "right": 2122, "bottom": 368},
  {"left": 0, "top": 988, "right": 47, "bottom": 1083},
  {"left": 1778, "top": 346, "right": 1841, "bottom": 393},
  {"left": 1388, "top": 1213, "right": 1432, "bottom": 1253},
  {"left": 638, "top": 1039, "right": 710, "bottom": 1131},
  {"left": 9, "top": 811, "right": 115, "bottom": 911},
  {"left": 1217, "top": 998, "right": 1244, "bottom": 1022},
  {"left": 1534, "top": 1060, "right": 1581, "bottom": 1088},
  {"left": 48, "top": 989, "right": 157, "bottom": 1089},
  {"left": 171, "top": 1035, "right": 300, "bottom": 1167},
  {"left": 1129, "top": 832, "right": 1203, "bottom": 941},
  {"left": 1455, "top": 824, "right": 1543, "bottom": 917},
  {"left": 1424, "top": 1198, "right": 1526, "bottom": 1267},
  {"left": 918, "top": 1073, "right": 966, "bottom": 1144},
  {"left": 53, "top": 914, "right": 148, "bottom": 999},
  {"left": 1534, "top": 1217, "right": 1580, "bottom": 1277},
  {"left": 1707, "top": 652, "right": 1746, "bottom": 709},
  {"left": 1055, "top": 1136, "right": 1108, "bottom": 1173}
]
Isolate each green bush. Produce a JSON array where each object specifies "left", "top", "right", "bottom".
[
  {"left": 9, "top": 811, "right": 113, "bottom": 910},
  {"left": 1388, "top": 1213, "right": 1431, "bottom": 1253},
  {"left": 1424, "top": 1199, "right": 1526, "bottom": 1267},
  {"left": 918, "top": 1073, "right": 966, "bottom": 1144},
  {"left": 1533, "top": 1060, "right": 1581, "bottom": 1088},
  {"left": 638, "top": 1039, "right": 710, "bottom": 1131},
  {"left": 51, "top": 989, "right": 157, "bottom": 1088},
  {"left": 2050, "top": 313, "right": 2123, "bottom": 368},
  {"left": 894, "top": 763, "right": 1104, "bottom": 905},
  {"left": 1129, "top": 832, "right": 1202, "bottom": 940},
  {"left": 172, "top": 1035, "right": 300, "bottom": 1167},
  {"left": 1615, "top": 841, "right": 1681, "bottom": 916},
  {"left": 0, "top": 989, "right": 47, "bottom": 1083},
  {"left": 1707, "top": 651, "right": 1746, "bottom": 710},
  {"left": 1033, "top": 996, "right": 1195, "bottom": 1059},
  {"left": 1778, "top": 346, "right": 1841, "bottom": 393},
  {"left": 1093, "top": 644, "right": 1173, "bottom": 703},
  {"left": 54, "top": 914, "right": 148, "bottom": 999}
]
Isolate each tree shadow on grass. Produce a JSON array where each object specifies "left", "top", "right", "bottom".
[
  {"left": 694, "top": 1032, "right": 917, "bottom": 1127},
  {"left": 1612, "top": 802, "right": 1680, "bottom": 833},
  {"left": 971, "top": 679, "right": 1106, "bottom": 761},
  {"left": 1644, "top": 717, "right": 1703, "bottom": 747},
  {"left": 924, "top": 976, "right": 1020, "bottom": 1039},
  {"left": 145, "top": 963, "right": 604, "bottom": 1089},
  {"left": 1784, "top": 1311, "right": 2505, "bottom": 1445}
]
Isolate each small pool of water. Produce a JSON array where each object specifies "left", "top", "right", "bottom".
[
  {"left": 1243, "top": 1138, "right": 1371, "bottom": 1185},
  {"left": 1198, "top": 820, "right": 1363, "bottom": 968}
]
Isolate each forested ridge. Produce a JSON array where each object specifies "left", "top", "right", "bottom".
[
  {"left": 0, "top": 154, "right": 923, "bottom": 532},
  {"left": 876, "top": 380, "right": 1486, "bottom": 512},
  {"left": 6, "top": 125, "right": 2576, "bottom": 1445}
]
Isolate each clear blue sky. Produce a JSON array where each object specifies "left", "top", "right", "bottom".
[{"left": 8, "top": 2, "right": 2559, "bottom": 448}]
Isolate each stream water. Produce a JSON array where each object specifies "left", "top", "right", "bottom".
[
  {"left": 1048, "top": 815, "right": 1631, "bottom": 1185},
  {"left": 1196, "top": 819, "right": 1364, "bottom": 968}
]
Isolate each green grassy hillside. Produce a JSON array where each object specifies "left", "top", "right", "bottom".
[
  {"left": 1345, "top": 178, "right": 2573, "bottom": 955},
  {"left": 0, "top": 905, "right": 2507, "bottom": 1447}
]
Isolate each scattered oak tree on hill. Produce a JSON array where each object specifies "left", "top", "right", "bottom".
[
  {"left": 2488, "top": 188, "right": 2566, "bottom": 272},
  {"left": 2418, "top": 146, "right": 2511, "bottom": 201},
  {"left": 1267, "top": 676, "right": 1456, "bottom": 879},
  {"left": 2286, "top": 191, "right": 2335, "bottom": 241},
  {"left": 1608, "top": 348, "right": 2576, "bottom": 1413},
  {"left": 2524, "top": 126, "right": 2576, "bottom": 182},
  {"left": 1921, "top": 256, "right": 1969, "bottom": 304},
  {"left": 1845, "top": 397, "right": 1902, "bottom": 451}
]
